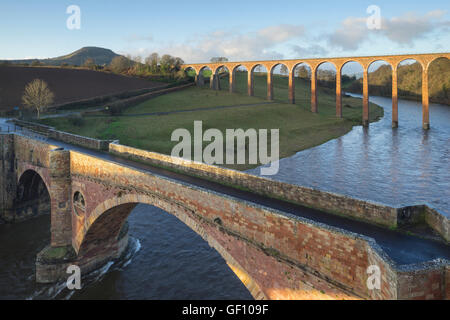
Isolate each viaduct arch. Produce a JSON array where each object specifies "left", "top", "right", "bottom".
[{"left": 183, "top": 53, "right": 450, "bottom": 130}]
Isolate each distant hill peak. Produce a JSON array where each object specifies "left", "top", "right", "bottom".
[{"left": 50, "top": 47, "right": 121, "bottom": 66}]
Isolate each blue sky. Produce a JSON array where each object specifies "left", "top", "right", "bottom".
[{"left": 0, "top": 0, "right": 449, "bottom": 64}]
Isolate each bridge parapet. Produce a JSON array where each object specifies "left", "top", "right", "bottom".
[{"left": 109, "top": 142, "right": 449, "bottom": 241}]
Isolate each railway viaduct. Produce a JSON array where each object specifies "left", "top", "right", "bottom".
[
  {"left": 183, "top": 53, "right": 450, "bottom": 129},
  {"left": 1, "top": 130, "right": 449, "bottom": 300}
]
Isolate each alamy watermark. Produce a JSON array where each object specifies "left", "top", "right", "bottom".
[
  {"left": 66, "top": 5, "right": 81, "bottom": 30},
  {"left": 171, "top": 121, "right": 280, "bottom": 176},
  {"left": 366, "top": 5, "right": 381, "bottom": 30},
  {"left": 66, "top": 265, "right": 81, "bottom": 290},
  {"left": 367, "top": 265, "right": 381, "bottom": 290}
]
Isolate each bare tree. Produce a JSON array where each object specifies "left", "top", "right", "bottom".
[
  {"left": 296, "top": 65, "right": 311, "bottom": 78},
  {"left": 211, "top": 57, "right": 229, "bottom": 74},
  {"left": 109, "top": 56, "right": 133, "bottom": 73},
  {"left": 22, "top": 79, "right": 54, "bottom": 119},
  {"left": 160, "top": 54, "right": 175, "bottom": 73},
  {"left": 145, "top": 52, "right": 160, "bottom": 73},
  {"left": 132, "top": 55, "right": 143, "bottom": 64},
  {"left": 83, "top": 58, "right": 96, "bottom": 69},
  {"left": 173, "top": 57, "right": 184, "bottom": 71},
  {"left": 210, "top": 57, "right": 229, "bottom": 63}
]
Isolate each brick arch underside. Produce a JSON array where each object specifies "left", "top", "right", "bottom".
[
  {"left": 14, "top": 168, "right": 51, "bottom": 220},
  {"left": 76, "top": 193, "right": 266, "bottom": 300}
]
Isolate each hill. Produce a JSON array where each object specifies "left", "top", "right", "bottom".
[
  {"left": 0, "top": 66, "right": 163, "bottom": 111},
  {"left": 0, "top": 47, "right": 121, "bottom": 67},
  {"left": 346, "top": 58, "right": 449, "bottom": 105}
]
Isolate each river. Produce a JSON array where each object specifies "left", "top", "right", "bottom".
[
  {"left": 0, "top": 95, "right": 449, "bottom": 299},
  {"left": 249, "top": 94, "right": 450, "bottom": 217}
]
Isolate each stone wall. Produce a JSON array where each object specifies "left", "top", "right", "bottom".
[
  {"left": 397, "top": 261, "right": 448, "bottom": 300},
  {"left": 0, "top": 134, "right": 16, "bottom": 222},
  {"left": 108, "top": 143, "right": 394, "bottom": 227},
  {"left": 10, "top": 119, "right": 111, "bottom": 151},
  {"left": 104, "top": 82, "right": 195, "bottom": 113},
  {"left": 425, "top": 206, "right": 449, "bottom": 242},
  {"left": 48, "top": 85, "right": 170, "bottom": 111},
  {"left": 108, "top": 143, "right": 450, "bottom": 241}
]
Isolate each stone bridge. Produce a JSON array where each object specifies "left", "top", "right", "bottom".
[
  {"left": 1, "top": 132, "right": 449, "bottom": 300},
  {"left": 183, "top": 53, "right": 450, "bottom": 129}
]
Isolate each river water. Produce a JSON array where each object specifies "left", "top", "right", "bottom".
[
  {"left": 249, "top": 94, "right": 450, "bottom": 217},
  {"left": 0, "top": 95, "right": 449, "bottom": 299}
]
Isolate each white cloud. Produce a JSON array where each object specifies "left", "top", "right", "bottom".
[
  {"left": 326, "top": 10, "right": 449, "bottom": 51},
  {"left": 258, "top": 24, "right": 305, "bottom": 42},
  {"left": 381, "top": 10, "right": 447, "bottom": 44},
  {"left": 122, "top": 24, "right": 305, "bottom": 63},
  {"left": 327, "top": 17, "right": 368, "bottom": 51},
  {"left": 121, "top": 10, "right": 449, "bottom": 62},
  {"left": 290, "top": 44, "right": 329, "bottom": 57}
]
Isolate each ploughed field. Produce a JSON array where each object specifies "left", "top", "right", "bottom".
[{"left": 0, "top": 66, "right": 162, "bottom": 111}]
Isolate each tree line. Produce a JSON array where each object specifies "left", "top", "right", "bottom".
[
  {"left": 107, "top": 53, "right": 186, "bottom": 80},
  {"left": 346, "top": 59, "right": 449, "bottom": 105}
]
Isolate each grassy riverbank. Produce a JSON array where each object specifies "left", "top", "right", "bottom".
[{"left": 39, "top": 73, "right": 383, "bottom": 170}]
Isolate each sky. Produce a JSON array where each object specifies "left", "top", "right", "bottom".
[{"left": 0, "top": 0, "right": 449, "bottom": 66}]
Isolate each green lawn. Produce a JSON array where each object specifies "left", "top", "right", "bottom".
[{"left": 40, "top": 72, "right": 384, "bottom": 170}]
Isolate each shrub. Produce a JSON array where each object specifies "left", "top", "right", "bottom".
[
  {"left": 106, "top": 104, "right": 123, "bottom": 116},
  {"left": 22, "top": 79, "right": 54, "bottom": 119}
]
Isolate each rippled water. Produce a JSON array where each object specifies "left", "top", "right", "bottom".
[
  {"left": 0, "top": 205, "right": 252, "bottom": 300},
  {"left": 71, "top": 205, "right": 252, "bottom": 300},
  {"left": 248, "top": 94, "right": 450, "bottom": 217}
]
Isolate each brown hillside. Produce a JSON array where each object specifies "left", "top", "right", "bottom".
[{"left": 0, "top": 66, "right": 163, "bottom": 111}]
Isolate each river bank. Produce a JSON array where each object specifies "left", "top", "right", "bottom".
[
  {"left": 248, "top": 93, "right": 450, "bottom": 217},
  {"left": 37, "top": 80, "right": 384, "bottom": 170}
]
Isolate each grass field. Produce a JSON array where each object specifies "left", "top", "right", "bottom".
[{"left": 39, "top": 72, "right": 384, "bottom": 170}]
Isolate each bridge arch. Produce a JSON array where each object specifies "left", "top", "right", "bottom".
[
  {"left": 397, "top": 58, "right": 424, "bottom": 71},
  {"left": 268, "top": 63, "right": 289, "bottom": 102},
  {"left": 212, "top": 65, "right": 230, "bottom": 91},
  {"left": 427, "top": 56, "right": 449, "bottom": 109},
  {"left": 368, "top": 60, "right": 393, "bottom": 72},
  {"left": 75, "top": 194, "right": 265, "bottom": 299},
  {"left": 290, "top": 62, "right": 312, "bottom": 106},
  {"left": 367, "top": 60, "right": 396, "bottom": 126},
  {"left": 339, "top": 61, "right": 365, "bottom": 118},
  {"left": 312, "top": 61, "right": 337, "bottom": 114},
  {"left": 231, "top": 64, "right": 249, "bottom": 94},
  {"left": 15, "top": 169, "right": 51, "bottom": 219},
  {"left": 183, "top": 66, "right": 197, "bottom": 79},
  {"left": 397, "top": 58, "right": 426, "bottom": 127},
  {"left": 195, "top": 66, "right": 212, "bottom": 88},
  {"left": 428, "top": 55, "right": 449, "bottom": 70},
  {"left": 250, "top": 64, "right": 268, "bottom": 100}
]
